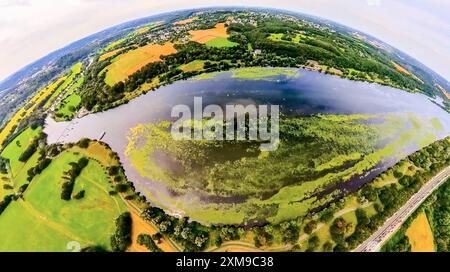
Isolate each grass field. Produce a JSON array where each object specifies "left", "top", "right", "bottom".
[
  {"left": 205, "top": 37, "right": 238, "bottom": 48},
  {"left": 269, "top": 33, "right": 306, "bottom": 43},
  {"left": 0, "top": 151, "right": 127, "bottom": 251},
  {"left": 406, "top": 212, "right": 435, "bottom": 252},
  {"left": 0, "top": 127, "right": 41, "bottom": 177},
  {"left": 104, "top": 42, "right": 177, "bottom": 86},
  {"left": 180, "top": 60, "right": 206, "bottom": 72},
  {"left": 56, "top": 94, "right": 81, "bottom": 118},
  {"left": 0, "top": 127, "right": 42, "bottom": 195}
]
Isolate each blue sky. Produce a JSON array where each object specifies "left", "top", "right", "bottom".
[{"left": 0, "top": 0, "right": 449, "bottom": 81}]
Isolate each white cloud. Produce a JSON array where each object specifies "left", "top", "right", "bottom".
[{"left": 0, "top": 0, "right": 449, "bottom": 81}]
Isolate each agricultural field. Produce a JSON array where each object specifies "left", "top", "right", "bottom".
[
  {"left": 99, "top": 48, "right": 124, "bottom": 62},
  {"left": 173, "top": 17, "right": 198, "bottom": 25},
  {"left": 189, "top": 23, "right": 236, "bottom": 47},
  {"left": 405, "top": 212, "right": 435, "bottom": 252},
  {"left": 104, "top": 42, "right": 177, "bottom": 86},
  {"left": 104, "top": 38, "right": 127, "bottom": 52},
  {"left": 0, "top": 149, "right": 127, "bottom": 251}
]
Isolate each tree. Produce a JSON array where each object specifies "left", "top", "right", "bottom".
[
  {"left": 77, "top": 138, "right": 90, "bottom": 148},
  {"left": 111, "top": 212, "right": 132, "bottom": 252},
  {"left": 307, "top": 235, "right": 320, "bottom": 251},
  {"left": 330, "top": 217, "right": 348, "bottom": 244},
  {"left": 303, "top": 220, "right": 318, "bottom": 234}
]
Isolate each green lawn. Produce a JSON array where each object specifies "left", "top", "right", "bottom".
[
  {"left": 56, "top": 93, "right": 81, "bottom": 117},
  {"left": 0, "top": 151, "right": 127, "bottom": 251},
  {"left": 205, "top": 37, "right": 238, "bottom": 48},
  {"left": 0, "top": 127, "right": 42, "bottom": 179},
  {"left": 268, "top": 33, "right": 306, "bottom": 43}
]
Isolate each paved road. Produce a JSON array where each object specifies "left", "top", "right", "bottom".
[{"left": 354, "top": 166, "right": 450, "bottom": 252}]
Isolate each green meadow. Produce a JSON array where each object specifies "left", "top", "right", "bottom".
[
  {"left": 0, "top": 151, "right": 127, "bottom": 251},
  {"left": 205, "top": 37, "right": 239, "bottom": 48}
]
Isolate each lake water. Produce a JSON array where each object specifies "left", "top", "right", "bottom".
[{"left": 44, "top": 68, "right": 450, "bottom": 214}]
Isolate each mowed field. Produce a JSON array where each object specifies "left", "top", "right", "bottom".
[
  {"left": 0, "top": 127, "right": 42, "bottom": 199},
  {"left": 104, "top": 42, "right": 177, "bottom": 86},
  {"left": 0, "top": 150, "right": 128, "bottom": 251},
  {"left": 189, "top": 23, "right": 237, "bottom": 48},
  {"left": 0, "top": 127, "right": 41, "bottom": 178},
  {"left": 406, "top": 212, "right": 435, "bottom": 252}
]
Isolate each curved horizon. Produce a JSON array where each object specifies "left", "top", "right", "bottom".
[{"left": 1, "top": 1, "right": 450, "bottom": 84}]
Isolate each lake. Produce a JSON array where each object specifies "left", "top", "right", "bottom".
[{"left": 44, "top": 68, "right": 450, "bottom": 223}]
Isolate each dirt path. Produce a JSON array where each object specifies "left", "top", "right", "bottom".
[{"left": 126, "top": 208, "right": 178, "bottom": 252}]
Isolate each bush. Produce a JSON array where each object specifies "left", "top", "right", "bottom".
[
  {"left": 303, "top": 220, "right": 317, "bottom": 234},
  {"left": 307, "top": 235, "right": 320, "bottom": 250},
  {"left": 137, "top": 234, "right": 162, "bottom": 252},
  {"left": 61, "top": 181, "right": 75, "bottom": 200},
  {"left": 61, "top": 157, "right": 89, "bottom": 200},
  {"left": 115, "top": 183, "right": 128, "bottom": 193},
  {"left": 77, "top": 138, "right": 90, "bottom": 148},
  {"left": 2, "top": 184, "right": 13, "bottom": 190},
  {"left": 74, "top": 190, "right": 85, "bottom": 199},
  {"left": 18, "top": 139, "right": 38, "bottom": 162}
]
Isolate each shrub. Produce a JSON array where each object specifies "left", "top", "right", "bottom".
[
  {"left": 74, "top": 190, "right": 85, "bottom": 199},
  {"left": 77, "top": 138, "right": 90, "bottom": 148}
]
